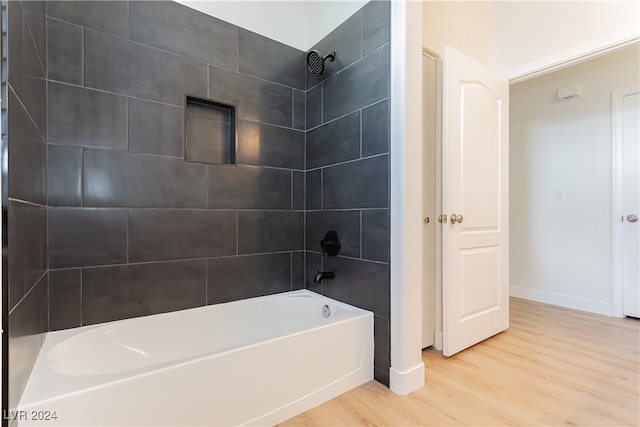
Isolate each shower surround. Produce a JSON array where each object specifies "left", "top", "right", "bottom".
[{"left": 5, "top": 0, "right": 391, "bottom": 415}]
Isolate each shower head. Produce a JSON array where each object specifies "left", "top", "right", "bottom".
[{"left": 307, "top": 50, "right": 335, "bottom": 76}]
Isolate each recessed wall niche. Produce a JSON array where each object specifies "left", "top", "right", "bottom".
[{"left": 185, "top": 96, "right": 237, "bottom": 165}]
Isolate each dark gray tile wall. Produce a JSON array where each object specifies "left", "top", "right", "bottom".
[
  {"left": 43, "top": 1, "right": 306, "bottom": 332},
  {"left": 11, "top": 0, "right": 393, "bottom": 394},
  {"left": 207, "top": 253, "right": 292, "bottom": 304},
  {"left": 6, "top": 0, "right": 49, "bottom": 413},
  {"left": 304, "top": 0, "right": 391, "bottom": 385},
  {"left": 82, "top": 260, "right": 207, "bottom": 325},
  {"left": 129, "top": 98, "right": 183, "bottom": 157}
]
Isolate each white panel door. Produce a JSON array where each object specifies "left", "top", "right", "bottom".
[
  {"left": 621, "top": 90, "right": 640, "bottom": 318},
  {"left": 442, "top": 47, "right": 509, "bottom": 357}
]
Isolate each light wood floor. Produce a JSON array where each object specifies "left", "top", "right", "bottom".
[{"left": 280, "top": 298, "right": 640, "bottom": 426}]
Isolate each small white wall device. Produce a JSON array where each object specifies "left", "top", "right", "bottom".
[{"left": 558, "top": 83, "right": 583, "bottom": 100}]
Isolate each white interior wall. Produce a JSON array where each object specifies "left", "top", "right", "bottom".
[
  {"left": 422, "top": 1, "right": 493, "bottom": 66},
  {"left": 174, "top": 0, "right": 367, "bottom": 51},
  {"left": 420, "top": 1, "right": 639, "bottom": 81},
  {"left": 493, "top": 1, "right": 640, "bottom": 81},
  {"left": 510, "top": 45, "right": 640, "bottom": 315}
]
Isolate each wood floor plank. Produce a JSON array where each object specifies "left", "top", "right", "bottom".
[{"left": 280, "top": 298, "right": 640, "bottom": 426}]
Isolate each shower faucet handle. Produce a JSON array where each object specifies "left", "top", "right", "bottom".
[{"left": 320, "top": 231, "right": 341, "bottom": 257}]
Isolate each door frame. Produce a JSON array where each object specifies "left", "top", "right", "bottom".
[
  {"left": 612, "top": 86, "right": 640, "bottom": 317},
  {"left": 421, "top": 51, "right": 438, "bottom": 349}
]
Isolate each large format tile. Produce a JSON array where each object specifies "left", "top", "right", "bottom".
[
  {"left": 22, "top": 75, "right": 47, "bottom": 138},
  {"left": 129, "top": 1, "right": 238, "bottom": 70},
  {"left": 323, "top": 44, "right": 389, "bottom": 122},
  {"left": 129, "top": 209, "right": 237, "bottom": 262},
  {"left": 85, "top": 29, "right": 207, "bottom": 105},
  {"left": 323, "top": 155, "right": 388, "bottom": 209},
  {"left": 306, "top": 211, "right": 360, "bottom": 258},
  {"left": 293, "top": 172, "right": 305, "bottom": 211},
  {"left": 46, "top": 17, "right": 83, "bottom": 85},
  {"left": 322, "top": 256, "right": 389, "bottom": 318},
  {"left": 237, "top": 121, "right": 304, "bottom": 169},
  {"left": 293, "top": 89, "right": 305, "bottom": 130},
  {"left": 306, "top": 11, "right": 362, "bottom": 89},
  {"left": 304, "top": 251, "right": 322, "bottom": 293},
  {"left": 305, "top": 84, "right": 322, "bottom": 129},
  {"left": 374, "top": 315, "right": 391, "bottom": 381},
  {"left": 22, "top": 13, "right": 45, "bottom": 80},
  {"left": 48, "top": 144, "right": 82, "bottom": 206},
  {"left": 8, "top": 90, "right": 46, "bottom": 205},
  {"left": 48, "top": 82, "right": 127, "bottom": 150},
  {"left": 48, "top": 269, "right": 81, "bottom": 331},
  {"left": 239, "top": 29, "right": 305, "bottom": 89},
  {"left": 23, "top": 204, "right": 47, "bottom": 291},
  {"left": 209, "top": 65, "right": 292, "bottom": 127},
  {"left": 128, "top": 153, "right": 208, "bottom": 208},
  {"left": 46, "top": 1, "right": 129, "bottom": 38},
  {"left": 362, "top": 99, "right": 389, "bottom": 156},
  {"left": 129, "top": 99, "right": 184, "bottom": 157},
  {"left": 7, "top": 1, "right": 24, "bottom": 98},
  {"left": 238, "top": 211, "right": 304, "bottom": 254},
  {"left": 8, "top": 276, "right": 46, "bottom": 412},
  {"left": 82, "top": 260, "right": 206, "bottom": 325},
  {"left": 362, "top": 209, "right": 389, "bottom": 263},
  {"left": 48, "top": 208, "right": 127, "bottom": 268},
  {"left": 292, "top": 251, "right": 305, "bottom": 289},
  {"left": 362, "top": 1, "right": 390, "bottom": 56},
  {"left": 82, "top": 148, "right": 128, "bottom": 207},
  {"left": 22, "top": 1, "right": 46, "bottom": 79},
  {"left": 306, "top": 111, "right": 360, "bottom": 169},
  {"left": 208, "top": 165, "right": 291, "bottom": 210},
  {"left": 305, "top": 169, "right": 322, "bottom": 211},
  {"left": 207, "top": 253, "right": 291, "bottom": 304},
  {"left": 83, "top": 149, "right": 208, "bottom": 208},
  {"left": 8, "top": 202, "right": 26, "bottom": 310},
  {"left": 7, "top": 202, "right": 45, "bottom": 309}
]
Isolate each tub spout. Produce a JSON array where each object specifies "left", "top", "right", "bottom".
[{"left": 313, "top": 271, "right": 335, "bottom": 283}]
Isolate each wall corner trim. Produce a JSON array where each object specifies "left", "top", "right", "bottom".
[
  {"left": 506, "top": 31, "right": 640, "bottom": 85},
  {"left": 389, "top": 363, "right": 425, "bottom": 396},
  {"left": 390, "top": 0, "right": 425, "bottom": 395}
]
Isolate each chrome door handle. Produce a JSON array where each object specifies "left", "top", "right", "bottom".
[
  {"left": 450, "top": 214, "right": 464, "bottom": 224},
  {"left": 438, "top": 214, "right": 447, "bottom": 224},
  {"left": 627, "top": 214, "right": 639, "bottom": 223}
]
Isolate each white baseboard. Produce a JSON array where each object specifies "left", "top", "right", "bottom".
[
  {"left": 389, "top": 362, "right": 425, "bottom": 395},
  {"left": 510, "top": 286, "right": 612, "bottom": 316}
]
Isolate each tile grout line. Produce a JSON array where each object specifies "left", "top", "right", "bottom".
[
  {"left": 126, "top": 208, "right": 129, "bottom": 264},
  {"left": 205, "top": 260, "right": 208, "bottom": 305},
  {"left": 360, "top": 210, "right": 363, "bottom": 259},
  {"left": 360, "top": 108, "right": 363, "bottom": 158},
  {"left": 306, "top": 152, "right": 388, "bottom": 173},
  {"left": 306, "top": 97, "right": 389, "bottom": 132},
  {"left": 236, "top": 211, "right": 239, "bottom": 256},
  {"left": 8, "top": 271, "right": 48, "bottom": 317},
  {"left": 79, "top": 268, "right": 83, "bottom": 326}
]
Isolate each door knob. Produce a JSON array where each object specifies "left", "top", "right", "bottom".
[
  {"left": 438, "top": 214, "right": 447, "bottom": 224},
  {"left": 450, "top": 214, "right": 464, "bottom": 224},
  {"left": 627, "top": 214, "right": 639, "bottom": 223},
  {"left": 423, "top": 217, "right": 430, "bottom": 224}
]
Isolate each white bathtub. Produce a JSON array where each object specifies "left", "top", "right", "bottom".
[{"left": 17, "top": 290, "right": 374, "bottom": 426}]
